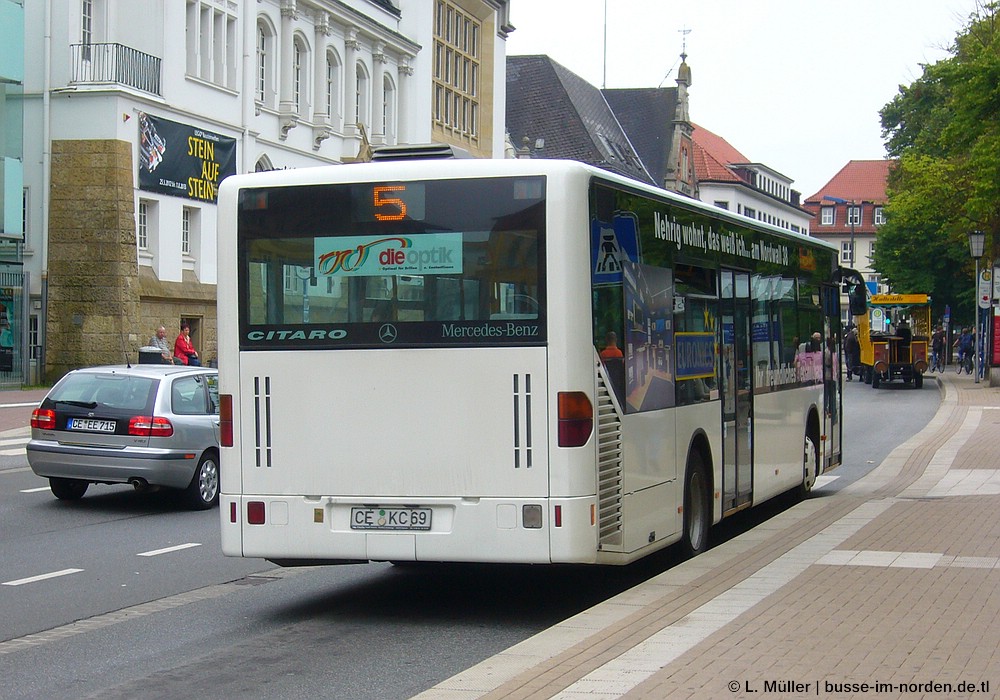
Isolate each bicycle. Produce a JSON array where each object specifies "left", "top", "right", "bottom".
[
  {"left": 955, "top": 351, "right": 974, "bottom": 375},
  {"left": 930, "top": 350, "right": 944, "bottom": 373}
]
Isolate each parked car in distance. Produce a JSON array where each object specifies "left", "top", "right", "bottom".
[{"left": 27, "top": 364, "right": 221, "bottom": 509}]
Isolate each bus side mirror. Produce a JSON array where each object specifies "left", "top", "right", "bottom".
[{"left": 848, "top": 283, "right": 868, "bottom": 317}]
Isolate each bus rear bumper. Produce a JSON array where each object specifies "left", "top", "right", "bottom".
[{"left": 220, "top": 494, "right": 600, "bottom": 565}]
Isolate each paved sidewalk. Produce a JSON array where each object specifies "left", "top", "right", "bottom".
[{"left": 417, "top": 371, "right": 1000, "bottom": 699}]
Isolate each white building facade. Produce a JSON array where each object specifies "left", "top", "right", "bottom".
[{"left": 22, "top": 0, "right": 511, "bottom": 382}]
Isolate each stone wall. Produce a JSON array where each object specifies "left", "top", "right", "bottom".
[{"left": 46, "top": 140, "right": 140, "bottom": 381}]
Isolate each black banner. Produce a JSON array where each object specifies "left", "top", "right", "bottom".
[{"left": 137, "top": 112, "right": 237, "bottom": 203}]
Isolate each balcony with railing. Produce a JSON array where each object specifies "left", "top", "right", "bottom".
[{"left": 70, "top": 43, "right": 161, "bottom": 96}]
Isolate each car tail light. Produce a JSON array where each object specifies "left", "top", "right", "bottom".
[
  {"left": 129, "top": 415, "right": 174, "bottom": 437},
  {"left": 558, "top": 391, "right": 593, "bottom": 447},
  {"left": 31, "top": 408, "right": 57, "bottom": 430},
  {"left": 220, "top": 394, "right": 233, "bottom": 447}
]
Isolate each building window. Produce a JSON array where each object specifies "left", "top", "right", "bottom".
[
  {"left": 29, "top": 315, "right": 40, "bottom": 361},
  {"left": 137, "top": 201, "right": 148, "bottom": 250},
  {"left": 433, "top": 0, "right": 482, "bottom": 144},
  {"left": 293, "top": 42, "right": 303, "bottom": 112},
  {"left": 186, "top": 1, "right": 238, "bottom": 89},
  {"left": 182, "top": 208, "right": 191, "bottom": 255},
  {"left": 714, "top": 201, "right": 729, "bottom": 210},
  {"left": 869, "top": 241, "right": 876, "bottom": 262},
  {"left": 743, "top": 206, "right": 756, "bottom": 220},
  {"left": 256, "top": 24, "right": 266, "bottom": 102},
  {"left": 326, "top": 51, "right": 341, "bottom": 125},
  {"left": 874, "top": 206, "right": 885, "bottom": 225},
  {"left": 821, "top": 206, "right": 834, "bottom": 225},
  {"left": 82, "top": 0, "right": 93, "bottom": 45},
  {"left": 383, "top": 75, "right": 396, "bottom": 143},
  {"left": 356, "top": 62, "right": 369, "bottom": 128},
  {"left": 841, "top": 241, "right": 854, "bottom": 264},
  {"left": 847, "top": 205, "right": 861, "bottom": 226}
]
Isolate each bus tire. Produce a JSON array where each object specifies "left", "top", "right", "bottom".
[
  {"left": 681, "top": 451, "right": 711, "bottom": 558},
  {"left": 797, "top": 429, "right": 820, "bottom": 499}
]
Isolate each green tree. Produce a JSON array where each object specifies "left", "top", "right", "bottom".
[{"left": 877, "top": 1, "right": 1000, "bottom": 324}]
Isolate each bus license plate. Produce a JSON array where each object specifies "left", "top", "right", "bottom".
[
  {"left": 350, "top": 507, "right": 432, "bottom": 531},
  {"left": 68, "top": 418, "right": 116, "bottom": 432}
]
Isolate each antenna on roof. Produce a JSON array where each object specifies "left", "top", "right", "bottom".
[
  {"left": 602, "top": 0, "right": 607, "bottom": 89},
  {"left": 658, "top": 27, "right": 691, "bottom": 88}
]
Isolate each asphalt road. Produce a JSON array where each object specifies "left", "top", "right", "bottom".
[{"left": 0, "top": 378, "right": 942, "bottom": 699}]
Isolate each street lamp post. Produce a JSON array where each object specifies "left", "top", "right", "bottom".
[
  {"left": 968, "top": 230, "right": 986, "bottom": 384},
  {"left": 823, "top": 195, "right": 856, "bottom": 267}
]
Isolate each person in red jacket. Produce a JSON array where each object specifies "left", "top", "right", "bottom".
[{"left": 173, "top": 323, "right": 201, "bottom": 366}]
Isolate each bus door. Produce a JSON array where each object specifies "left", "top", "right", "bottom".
[
  {"left": 821, "top": 284, "right": 842, "bottom": 468},
  {"left": 720, "top": 269, "right": 753, "bottom": 512}
]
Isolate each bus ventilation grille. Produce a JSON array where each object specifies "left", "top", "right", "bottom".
[
  {"left": 253, "top": 375, "right": 272, "bottom": 468},
  {"left": 596, "top": 363, "right": 623, "bottom": 548}
]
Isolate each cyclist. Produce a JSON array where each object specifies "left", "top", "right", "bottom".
[
  {"left": 931, "top": 325, "right": 946, "bottom": 372},
  {"left": 954, "top": 327, "right": 974, "bottom": 373}
]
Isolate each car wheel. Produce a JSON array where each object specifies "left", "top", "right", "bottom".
[
  {"left": 184, "top": 451, "right": 220, "bottom": 510},
  {"left": 49, "top": 477, "right": 88, "bottom": 501}
]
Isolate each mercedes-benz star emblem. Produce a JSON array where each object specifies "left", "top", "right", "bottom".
[{"left": 378, "top": 324, "right": 398, "bottom": 344}]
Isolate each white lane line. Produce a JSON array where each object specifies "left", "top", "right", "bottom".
[
  {"left": 814, "top": 475, "right": 839, "bottom": 488},
  {"left": 19, "top": 486, "right": 51, "bottom": 493},
  {"left": 137, "top": 543, "right": 202, "bottom": 557},
  {"left": 3, "top": 568, "right": 84, "bottom": 586}
]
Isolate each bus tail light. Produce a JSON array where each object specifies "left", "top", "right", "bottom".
[
  {"left": 248, "top": 501, "right": 265, "bottom": 524},
  {"left": 558, "top": 391, "right": 593, "bottom": 447},
  {"left": 220, "top": 394, "right": 233, "bottom": 447}
]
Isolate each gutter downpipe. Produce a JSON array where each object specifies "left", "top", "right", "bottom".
[{"left": 39, "top": 0, "right": 52, "bottom": 384}]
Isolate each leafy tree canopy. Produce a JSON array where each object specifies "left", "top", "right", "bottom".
[{"left": 877, "top": 2, "right": 1000, "bottom": 323}]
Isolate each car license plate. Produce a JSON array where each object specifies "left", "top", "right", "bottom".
[
  {"left": 350, "top": 507, "right": 432, "bottom": 531},
  {"left": 67, "top": 418, "right": 116, "bottom": 433}
]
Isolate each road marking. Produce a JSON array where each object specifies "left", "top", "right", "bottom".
[
  {"left": 20, "top": 486, "right": 51, "bottom": 493},
  {"left": 137, "top": 543, "right": 202, "bottom": 557},
  {"left": 815, "top": 475, "right": 839, "bottom": 488},
  {"left": 3, "top": 568, "right": 84, "bottom": 586}
]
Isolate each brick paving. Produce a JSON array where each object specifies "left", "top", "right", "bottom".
[{"left": 417, "top": 371, "right": 1000, "bottom": 699}]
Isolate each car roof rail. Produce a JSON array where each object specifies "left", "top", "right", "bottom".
[{"left": 370, "top": 143, "right": 473, "bottom": 161}]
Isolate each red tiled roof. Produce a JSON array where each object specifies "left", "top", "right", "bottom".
[
  {"left": 805, "top": 160, "right": 895, "bottom": 203},
  {"left": 691, "top": 123, "right": 749, "bottom": 165},
  {"left": 691, "top": 140, "right": 740, "bottom": 182}
]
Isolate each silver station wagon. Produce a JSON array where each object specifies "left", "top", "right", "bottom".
[{"left": 27, "top": 364, "right": 221, "bottom": 509}]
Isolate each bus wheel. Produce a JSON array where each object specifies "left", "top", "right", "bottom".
[
  {"left": 681, "top": 452, "right": 711, "bottom": 558},
  {"left": 797, "top": 432, "right": 819, "bottom": 499}
]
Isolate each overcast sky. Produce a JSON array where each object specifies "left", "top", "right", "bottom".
[{"left": 504, "top": 0, "right": 977, "bottom": 198}]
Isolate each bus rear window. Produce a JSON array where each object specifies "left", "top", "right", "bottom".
[{"left": 236, "top": 177, "right": 546, "bottom": 350}]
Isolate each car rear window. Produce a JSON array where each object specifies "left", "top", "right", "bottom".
[{"left": 47, "top": 373, "right": 158, "bottom": 413}]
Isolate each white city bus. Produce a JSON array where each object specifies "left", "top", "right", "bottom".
[{"left": 217, "top": 155, "right": 843, "bottom": 566}]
